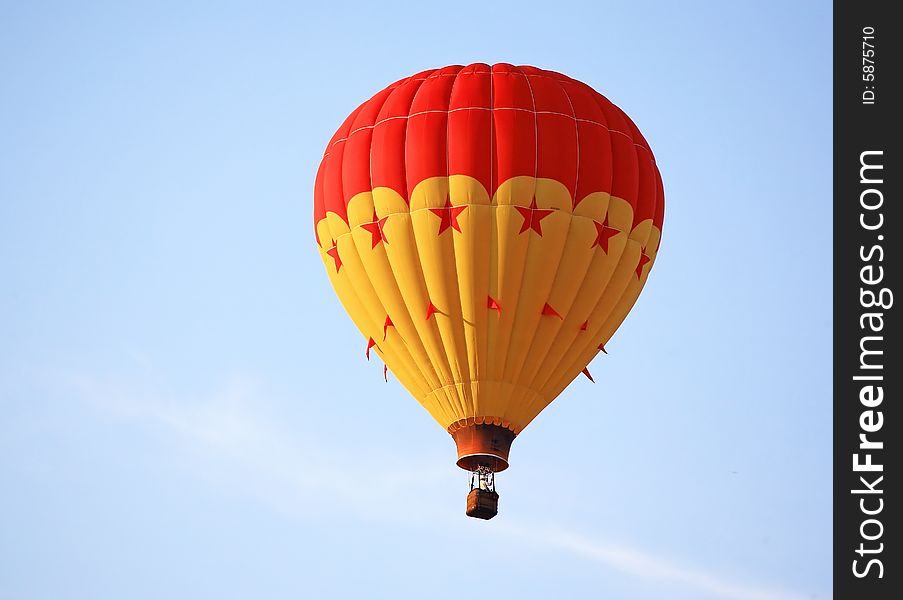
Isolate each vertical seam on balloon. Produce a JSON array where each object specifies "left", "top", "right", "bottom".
[
  {"left": 486, "top": 65, "right": 499, "bottom": 372},
  {"left": 538, "top": 261, "right": 640, "bottom": 404},
  {"left": 540, "top": 102, "right": 656, "bottom": 397},
  {"left": 558, "top": 73, "right": 580, "bottom": 208},
  {"left": 530, "top": 78, "right": 623, "bottom": 394},
  {"left": 322, "top": 144, "right": 354, "bottom": 248},
  {"left": 394, "top": 73, "right": 467, "bottom": 417},
  {"left": 532, "top": 127, "right": 642, "bottom": 395},
  {"left": 366, "top": 89, "right": 399, "bottom": 212},
  {"left": 408, "top": 70, "right": 471, "bottom": 418},
  {"left": 496, "top": 68, "right": 550, "bottom": 407},
  {"left": 484, "top": 64, "right": 498, "bottom": 423},
  {"left": 321, "top": 140, "right": 343, "bottom": 231},
  {"left": 617, "top": 104, "right": 652, "bottom": 230},
  {"left": 530, "top": 222, "right": 638, "bottom": 396},
  {"left": 591, "top": 90, "right": 640, "bottom": 221},
  {"left": 328, "top": 101, "right": 369, "bottom": 225},
  {"left": 488, "top": 65, "right": 495, "bottom": 197},
  {"left": 520, "top": 221, "right": 630, "bottom": 409},
  {"left": 444, "top": 69, "right": 475, "bottom": 402},
  {"left": 339, "top": 80, "right": 415, "bottom": 382},
  {"left": 356, "top": 75, "right": 455, "bottom": 417},
  {"left": 323, "top": 231, "right": 433, "bottom": 398},
  {"left": 502, "top": 71, "right": 576, "bottom": 382},
  {"left": 443, "top": 68, "right": 477, "bottom": 419},
  {"left": 519, "top": 76, "right": 612, "bottom": 395},
  {"left": 494, "top": 65, "right": 540, "bottom": 423},
  {"left": 582, "top": 142, "right": 661, "bottom": 358},
  {"left": 340, "top": 253, "right": 430, "bottom": 395},
  {"left": 528, "top": 87, "right": 638, "bottom": 397},
  {"left": 546, "top": 224, "right": 657, "bottom": 399},
  {"left": 348, "top": 78, "right": 437, "bottom": 398},
  {"left": 386, "top": 75, "right": 459, "bottom": 402},
  {"left": 653, "top": 162, "right": 665, "bottom": 248},
  {"left": 314, "top": 160, "right": 326, "bottom": 247},
  {"left": 345, "top": 88, "right": 393, "bottom": 222},
  {"left": 507, "top": 72, "right": 585, "bottom": 404}
]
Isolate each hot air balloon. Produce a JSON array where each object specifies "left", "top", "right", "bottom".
[{"left": 314, "top": 64, "right": 663, "bottom": 519}]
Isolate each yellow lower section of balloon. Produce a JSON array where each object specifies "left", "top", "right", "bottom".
[{"left": 316, "top": 175, "right": 660, "bottom": 434}]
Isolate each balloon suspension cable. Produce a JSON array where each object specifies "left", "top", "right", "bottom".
[{"left": 469, "top": 465, "right": 496, "bottom": 493}]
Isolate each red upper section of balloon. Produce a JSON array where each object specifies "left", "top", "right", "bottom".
[{"left": 314, "top": 63, "right": 663, "bottom": 240}]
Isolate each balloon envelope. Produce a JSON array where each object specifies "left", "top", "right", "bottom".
[{"left": 314, "top": 63, "right": 663, "bottom": 459}]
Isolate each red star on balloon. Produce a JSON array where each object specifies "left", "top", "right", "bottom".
[
  {"left": 591, "top": 219, "right": 621, "bottom": 253},
  {"left": 361, "top": 210, "right": 389, "bottom": 248},
  {"left": 429, "top": 200, "right": 466, "bottom": 235},
  {"left": 326, "top": 243, "right": 342, "bottom": 272},
  {"left": 516, "top": 199, "right": 555, "bottom": 236},
  {"left": 635, "top": 253, "right": 651, "bottom": 278}
]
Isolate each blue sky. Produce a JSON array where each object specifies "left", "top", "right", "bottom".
[{"left": 1, "top": 1, "right": 831, "bottom": 599}]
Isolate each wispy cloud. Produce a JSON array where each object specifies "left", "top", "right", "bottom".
[
  {"left": 495, "top": 523, "right": 809, "bottom": 600},
  {"left": 72, "top": 373, "right": 452, "bottom": 521},
  {"left": 73, "top": 373, "right": 812, "bottom": 600}
]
